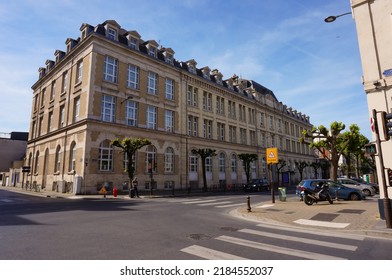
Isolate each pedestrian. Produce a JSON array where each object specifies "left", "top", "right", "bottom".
[{"left": 132, "top": 177, "right": 139, "bottom": 198}]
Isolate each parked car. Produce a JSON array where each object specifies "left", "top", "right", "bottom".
[
  {"left": 351, "top": 177, "right": 379, "bottom": 194},
  {"left": 336, "top": 178, "right": 375, "bottom": 196},
  {"left": 243, "top": 178, "right": 270, "bottom": 192},
  {"left": 296, "top": 179, "right": 366, "bottom": 201}
]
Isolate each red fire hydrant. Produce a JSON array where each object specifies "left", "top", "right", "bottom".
[{"left": 113, "top": 187, "right": 118, "bottom": 198}]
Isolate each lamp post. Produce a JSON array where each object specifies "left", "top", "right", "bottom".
[{"left": 324, "top": 12, "right": 352, "bottom": 23}]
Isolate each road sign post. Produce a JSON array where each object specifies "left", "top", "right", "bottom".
[{"left": 266, "top": 148, "right": 278, "bottom": 203}]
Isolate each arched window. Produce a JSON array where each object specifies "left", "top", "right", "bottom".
[
  {"left": 34, "top": 151, "right": 40, "bottom": 174},
  {"left": 99, "top": 140, "right": 113, "bottom": 171},
  {"left": 219, "top": 152, "right": 226, "bottom": 173},
  {"left": 145, "top": 145, "right": 157, "bottom": 173},
  {"left": 69, "top": 142, "right": 76, "bottom": 172},
  {"left": 55, "top": 146, "right": 61, "bottom": 173},
  {"left": 164, "top": 147, "right": 174, "bottom": 173},
  {"left": 231, "top": 154, "right": 237, "bottom": 173}
]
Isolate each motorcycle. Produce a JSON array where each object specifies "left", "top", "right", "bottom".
[{"left": 303, "top": 182, "right": 333, "bottom": 205}]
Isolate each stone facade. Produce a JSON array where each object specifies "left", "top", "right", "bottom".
[{"left": 26, "top": 20, "right": 315, "bottom": 194}]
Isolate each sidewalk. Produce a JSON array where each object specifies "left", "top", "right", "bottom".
[
  {"left": 232, "top": 195, "right": 392, "bottom": 239},
  {"left": 2, "top": 185, "right": 392, "bottom": 238}
]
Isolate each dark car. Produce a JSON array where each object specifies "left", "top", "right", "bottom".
[
  {"left": 243, "top": 178, "right": 270, "bottom": 192},
  {"left": 296, "top": 179, "right": 366, "bottom": 201}
]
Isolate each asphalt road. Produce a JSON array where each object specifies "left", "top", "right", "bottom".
[{"left": 1, "top": 189, "right": 392, "bottom": 260}]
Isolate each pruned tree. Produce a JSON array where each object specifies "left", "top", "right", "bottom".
[
  {"left": 238, "top": 153, "right": 258, "bottom": 183},
  {"left": 111, "top": 137, "right": 151, "bottom": 192},
  {"left": 310, "top": 161, "right": 321, "bottom": 179},
  {"left": 191, "top": 148, "right": 217, "bottom": 192},
  {"left": 295, "top": 161, "right": 308, "bottom": 181},
  {"left": 301, "top": 122, "right": 359, "bottom": 181},
  {"left": 276, "top": 159, "right": 286, "bottom": 187}
]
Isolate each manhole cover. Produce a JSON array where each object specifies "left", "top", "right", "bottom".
[
  {"left": 265, "top": 208, "right": 283, "bottom": 212},
  {"left": 219, "top": 227, "right": 238, "bottom": 232},
  {"left": 188, "top": 234, "right": 212, "bottom": 240},
  {"left": 310, "top": 213, "right": 339, "bottom": 222},
  {"left": 337, "top": 209, "right": 366, "bottom": 214}
]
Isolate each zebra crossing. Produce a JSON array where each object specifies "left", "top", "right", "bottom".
[
  {"left": 180, "top": 223, "right": 365, "bottom": 260},
  {"left": 159, "top": 196, "right": 249, "bottom": 209}
]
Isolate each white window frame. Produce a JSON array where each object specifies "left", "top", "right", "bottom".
[
  {"left": 164, "top": 147, "right": 174, "bottom": 173},
  {"left": 165, "top": 110, "right": 174, "bottom": 132},
  {"left": 101, "top": 95, "right": 116, "bottom": 122},
  {"left": 147, "top": 106, "right": 157, "bottom": 129},
  {"left": 99, "top": 140, "right": 113, "bottom": 171},
  {"left": 147, "top": 71, "right": 158, "bottom": 95},
  {"left": 165, "top": 78, "right": 174, "bottom": 100},
  {"left": 127, "top": 64, "right": 139, "bottom": 89},
  {"left": 126, "top": 100, "right": 137, "bottom": 126},
  {"left": 104, "top": 56, "right": 118, "bottom": 83}
]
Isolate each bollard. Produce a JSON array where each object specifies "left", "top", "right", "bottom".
[
  {"left": 247, "top": 196, "right": 251, "bottom": 212},
  {"left": 113, "top": 187, "right": 118, "bottom": 198}
]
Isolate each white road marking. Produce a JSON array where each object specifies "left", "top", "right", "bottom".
[
  {"left": 256, "top": 204, "right": 275, "bottom": 208},
  {"left": 180, "top": 245, "right": 248, "bottom": 260},
  {"left": 216, "top": 235, "right": 346, "bottom": 260},
  {"left": 239, "top": 228, "right": 357, "bottom": 251},
  {"left": 294, "top": 219, "right": 350, "bottom": 228},
  {"left": 182, "top": 199, "right": 216, "bottom": 204},
  {"left": 215, "top": 203, "right": 246, "bottom": 208},
  {"left": 256, "top": 223, "right": 365, "bottom": 241}
]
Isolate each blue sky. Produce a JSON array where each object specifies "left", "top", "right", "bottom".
[{"left": 0, "top": 0, "right": 371, "bottom": 139}]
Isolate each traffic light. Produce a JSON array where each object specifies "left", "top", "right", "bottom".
[
  {"left": 381, "top": 111, "right": 392, "bottom": 140},
  {"left": 388, "top": 169, "right": 392, "bottom": 187},
  {"left": 387, "top": 168, "right": 392, "bottom": 187},
  {"left": 364, "top": 143, "right": 377, "bottom": 155}
]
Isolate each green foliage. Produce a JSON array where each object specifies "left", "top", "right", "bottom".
[
  {"left": 111, "top": 137, "right": 151, "bottom": 182},
  {"left": 301, "top": 121, "right": 364, "bottom": 180}
]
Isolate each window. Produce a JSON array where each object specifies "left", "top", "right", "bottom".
[
  {"left": 38, "top": 117, "right": 43, "bottom": 136},
  {"left": 228, "top": 101, "right": 236, "bottom": 118},
  {"left": 231, "top": 154, "right": 237, "bottom": 173},
  {"left": 216, "top": 96, "right": 225, "bottom": 115},
  {"left": 50, "top": 81, "right": 56, "bottom": 100},
  {"left": 189, "top": 155, "right": 198, "bottom": 172},
  {"left": 107, "top": 28, "right": 117, "bottom": 40},
  {"left": 69, "top": 142, "right": 76, "bottom": 172},
  {"left": 76, "top": 60, "right": 83, "bottom": 83},
  {"left": 129, "top": 37, "right": 138, "bottom": 49},
  {"left": 125, "top": 100, "right": 137, "bottom": 126},
  {"left": 219, "top": 153, "right": 226, "bottom": 173},
  {"left": 104, "top": 56, "right": 118, "bottom": 83},
  {"left": 34, "top": 151, "right": 40, "bottom": 175},
  {"left": 164, "top": 147, "right": 174, "bottom": 173},
  {"left": 269, "top": 115, "right": 274, "bottom": 130},
  {"left": 55, "top": 146, "right": 61, "bottom": 173},
  {"left": 229, "top": 125, "right": 236, "bottom": 143},
  {"left": 59, "top": 105, "right": 65, "bottom": 128},
  {"left": 99, "top": 140, "right": 113, "bottom": 171},
  {"left": 203, "top": 119, "right": 212, "bottom": 139},
  {"left": 240, "top": 128, "right": 247, "bottom": 145},
  {"left": 165, "top": 110, "right": 174, "bottom": 132},
  {"left": 146, "top": 145, "right": 157, "bottom": 173},
  {"left": 260, "top": 112, "right": 264, "bottom": 127},
  {"left": 250, "top": 130, "right": 256, "bottom": 146},
  {"left": 202, "top": 91, "right": 212, "bottom": 111},
  {"left": 239, "top": 105, "right": 246, "bottom": 122},
  {"left": 165, "top": 78, "right": 174, "bottom": 100},
  {"left": 147, "top": 72, "right": 158, "bottom": 95},
  {"left": 127, "top": 64, "right": 139, "bottom": 89},
  {"left": 61, "top": 71, "right": 68, "bottom": 93},
  {"left": 148, "top": 46, "right": 156, "bottom": 57},
  {"left": 147, "top": 106, "right": 157, "bottom": 129},
  {"left": 48, "top": 111, "right": 53, "bottom": 133},
  {"left": 73, "top": 97, "right": 80, "bottom": 122},
  {"left": 217, "top": 122, "right": 225, "bottom": 141},
  {"left": 187, "top": 115, "right": 198, "bottom": 137},
  {"left": 101, "top": 95, "right": 115, "bottom": 122},
  {"left": 40, "top": 88, "right": 46, "bottom": 107},
  {"left": 187, "top": 85, "right": 198, "bottom": 107},
  {"left": 205, "top": 157, "right": 212, "bottom": 172}
]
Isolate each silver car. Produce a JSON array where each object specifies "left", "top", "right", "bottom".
[{"left": 336, "top": 178, "right": 375, "bottom": 196}]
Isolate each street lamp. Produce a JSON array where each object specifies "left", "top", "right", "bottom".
[{"left": 324, "top": 12, "right": 352, "bottom": 23}]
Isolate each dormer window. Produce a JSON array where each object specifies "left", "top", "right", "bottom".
[
  {"left": 129, "top": 37, "right": 138, "bottom": 49},
  {"left": 149, "top": 46, "right": 156, "bottom": 57},
  {"left": 107, "top": 28, "right": 117, "bottom": 40},
  {"left": 201, "top": 67, "right": 211, "bottom": 80},
  {"left": 165, "top": 54, "right": 173, "bottom": 64},
  {"left": 188, "top": 65, "right": 196, "bottom": 74},
  {"left": 186, "top": 59, "right": 197, "bottom": 74}
]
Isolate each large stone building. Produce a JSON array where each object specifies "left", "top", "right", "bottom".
[{"left": 26, "top": 20, "right": 315, "bottom": 194}]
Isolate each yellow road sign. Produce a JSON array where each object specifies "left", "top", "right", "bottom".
[{"left": 266, "top": 147, "right": 278, "bottom": 164}]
